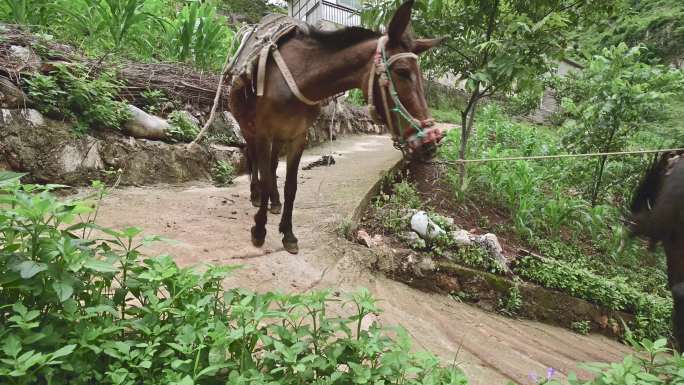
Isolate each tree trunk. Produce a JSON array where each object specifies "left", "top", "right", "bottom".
[
  {"left": 458, "top": 91, "right": 481, "bottom": 188},
  {"left": 590, "top": 127, "right": 618, "bottom": 206}
]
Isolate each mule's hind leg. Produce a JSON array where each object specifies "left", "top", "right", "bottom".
[
  {"left": 269, "top": 140, "right": 283, "bottom": 214},
  {"left": 251, "top": 138, "right": 273, "bottom": 247},
  {"left": 279, "top": 135, "right": 306, "bottom": 254},
  {"left": 672, "top": 283, "right": 684, "bottom": 351},
  {"left": 247, "top": 141, "right": 261, "bottom": 208}
]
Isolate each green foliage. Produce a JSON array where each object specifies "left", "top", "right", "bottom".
[
  {"left": 140, "top": 89, "right": 168, "bottom": 114},
  {"left": 546, "top": 338, "right": 684, "bottom": 385},
  {"left": 551, "top": 43, "right": 684, "bottom": 204},
  {"left": 219, "top": 0, "right": 286, "bottom": 25},
  {"left": 373, "top": 180, "right": 422, "bottom": 233},
  {"left": 24, "top": 64, "right": 131, "bottom": 132},
  {"left": 515, "top": 256, "right": 672, "bottom": 341},
  {"left": 571, "top": 320, "right": 591, "bottom": 335},
  {"left": 572, "top": 0, "right": 684, "bottom": 64},
  {"left": 83, "top": 0, "right": 166, "bottom": 48},
  {"left": 362, "top": 0, "right": 614, "bottom": 174},
  {"left": 345, "top": 89, "right": 365, "bottom": 107},
  {"left": 0, "top": 176, "right": 470, "bottom": 385},
  {"left": 167, "top": 111, "right": 199, "bottom": 143},
  {"left": 497, "top": 285, "right": 523, "bottom": 317},
  {"left": 1, "top": 0, "right": 53, "bottom": 24},
  {"left": 0, "top": 0, "right": 235, "bottom": 71},
  {"left": 170, "top": 1, "right": 234, "bottom": 68},
  {"left": 211, "top": 160, "right": 235, "bottom": 187}
]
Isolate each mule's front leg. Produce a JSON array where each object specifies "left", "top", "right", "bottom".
[
  {"left": 673, "top": 282, "right": 684, "bottom": 351},
  {"left": 279, "top": 136, "right": 305, "bottom": 254},
  {"left": 251, "top": 139, "right": 272, "bottom": 247}
]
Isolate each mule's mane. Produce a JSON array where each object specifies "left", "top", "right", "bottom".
[
  {"left": 307, "top": 26, "right": 381, "bottom": 49},
  {"left": 630, "top": 155, "right": 664, "bottom": 214}
]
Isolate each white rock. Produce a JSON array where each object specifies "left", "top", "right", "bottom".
[
  {"left": 479, "top": 233, "right": 503, "bottom": 254},
  {"left": 410, "top": 211, "right": 446, "bottom": 240},
  {"left": 123, "top": 105, "right": 169, "bottom": 140},
  {"left": 451, "top": 230, "right": 472, "bottom": 247},
  {"left": 357, "top": 230, "right": 374, "bottom": 248}
]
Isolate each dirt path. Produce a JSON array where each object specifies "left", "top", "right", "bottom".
[{"left": 90, "top": 132, "right": 631, "bottom": 385}]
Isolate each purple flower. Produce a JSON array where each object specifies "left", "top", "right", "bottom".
[
  {"left": 546, "top": 368, "right": 556, "bottom": 380},
  {"left": 529, "top": 372, "right": 539, "bottom": 384}
]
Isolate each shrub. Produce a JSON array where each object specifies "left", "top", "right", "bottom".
[
  {"left": 211, "top": 160, "right": 235, "bottom": 187},
  {"left": 24, "top": 64, "right": 130, "bottom": 132},
  {"left": 0, "top": 173, "right": 471, "bottom": 385},
  {"left": 140, "top": 89, "right": 168, "bottom": 115},
  {"left": 571, "top": 320, "right": 591, "bottom": 335},
  {"left": 515, "top": 256, "right": 672, "bottom": 341},
  {"left": 167, "top": 111, "right": 199, "bottom": 143},
  {"left": 498, "top": 285, "right": 523, "bottom": 317}
]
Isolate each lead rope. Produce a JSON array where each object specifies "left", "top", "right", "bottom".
[{"left": 327, "top": 96, "right": 338, "bottom": 166}]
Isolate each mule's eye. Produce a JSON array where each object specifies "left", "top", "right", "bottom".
[{"left": 395, "top": 67, "right": 412, "bottom": 79}]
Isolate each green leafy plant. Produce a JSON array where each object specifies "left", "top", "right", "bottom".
[
  {"left": 0, "top": 174, "right": 471, "bottom": 385},
  {"left": 167, "top": 110, "right": 199, "bottom": 143},
  {"left": 84, "top": 0, "right": 166, "bottom": 48},
  {"left": 169, "top": 1, "right": 234, "bottom": 69},
  {"left": 571, "top": 320, "right": 591, "bottom": 335},
  {"left": 140, "top": 89, "right": 168, "bottom": 114},
  {"left": 498, "top": 285, "right": 523, "bottom": 317},
  {"left": 25, "top": 64, "right": 131, "bottom": 132},
  {"left": 552, "top": 43, "right": 684, "bottom": 205},
  {"left": 211, "top": 160, "right": 235, "bottom": 187}
]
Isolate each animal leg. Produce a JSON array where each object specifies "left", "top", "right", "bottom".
[
  {"left": 672, "top": 282, "right": 684, "bottom": 351},
  {"left": 251, "top": 139, "right": 272, "bottom": 247},
  {"left": 269, "top": 140, "right": 283, "bottom": 214},
  {"left": 279, "top": 135, "right": 305, "bottom": 254},
  {"left": 247, "top": 140, "right": 261, "bottom": 208}
]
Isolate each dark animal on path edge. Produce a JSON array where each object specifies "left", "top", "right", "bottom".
[
  {"left": 229, "top": 0, "right": 443, "bottom": 254},
  {"left": 630, "top": 150, "right": 684, "bottom": 350}
]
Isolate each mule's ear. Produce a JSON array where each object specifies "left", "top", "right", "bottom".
[
  {"left": 412, "top": 37, "right": 444, "bottom": 55},
  {"left": 388, "top": 0, "right": 414, "bottom": 44}
]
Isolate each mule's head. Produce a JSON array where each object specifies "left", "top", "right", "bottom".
[{"left": 364, "top": 0, "right": 443, "bottom": 159}]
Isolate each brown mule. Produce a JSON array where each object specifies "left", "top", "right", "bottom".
[
  {"left": 229, "top": 0, "right": 442, "bottom": 254},
  {"left": 630, "top": 151, "right": 684, "bottom": 350}
]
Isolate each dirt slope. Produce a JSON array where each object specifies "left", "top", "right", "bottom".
[{"left": 86, "top": 132, "right": 631, "bottom": 385}]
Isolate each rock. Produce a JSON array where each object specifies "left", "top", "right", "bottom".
[
  {"left": 417, "top": 257, "right": 436, "bottom": 273},
  {"left": 451, "top": 229, "right": 472, "bottom": 247},
  {"left": 472, "top": 233, "right": 510, "bottom": 273},
  {"left": 357, "top": 230, "right": 374, "bottom": 248},
  {"left": 372, "top": 234, "right": 384, "bottom": 246},
  {"left": 176, "top": 110, "right": 200, "bottom": 127},
  {"left": 209, "top": 111, "right": 246, "bottom": 147},
  {"left": 9, "top": 45, "right": 41, "bottom": 71},
  {"left": 0, "top": 76, "right": 29, "bottom": 108},
  {"left": 410, "top": 211, "right": 446, "bottom": 240},
  {"left": 123, "top": 105, "right": 169, "bottom": 140},
  {"left": 0, "top": 109, "right": 245, "bottom": 186},
  {"left": 479, "top": 233, "right": 503, "bottom": 254}
]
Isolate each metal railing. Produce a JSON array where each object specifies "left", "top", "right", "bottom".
[{"left": 321, "top": 1, "right": 361, "bottom": 27}]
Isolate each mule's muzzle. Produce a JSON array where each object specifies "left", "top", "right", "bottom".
[{"left": 406, "top": 126, "right": 443, "bottom": 161}]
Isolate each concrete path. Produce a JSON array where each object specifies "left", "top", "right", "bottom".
[{"left": 89, "top": 133, "right": 631, "bottom": 385}]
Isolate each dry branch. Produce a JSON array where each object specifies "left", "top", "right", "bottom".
[{"left": 0, "top": 23, "right": 229, "bottom": 110}]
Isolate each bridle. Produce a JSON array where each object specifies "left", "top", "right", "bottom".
[{"left": 366, "top": 36, "right": 442, "bottom": 156}]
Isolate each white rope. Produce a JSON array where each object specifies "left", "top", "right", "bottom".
[{"left": 433, "top": 148, "right": 684, "bottom": 165}]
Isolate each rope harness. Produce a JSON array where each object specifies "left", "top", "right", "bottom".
[{"left": 367, "top": 36, "right": 442, "bottom": 156}]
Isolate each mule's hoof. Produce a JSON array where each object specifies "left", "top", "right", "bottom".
[
  {"left": 283, "top": 240, "right": 299, "bottom": 254},
  {"left": 251, "top": 198, "right": 261, "bottom": 208},
  {"left": 251, "top": 226, "right": 266, "bottom": 247},
  {"left": 270, "top": 204, "right": 282, "bottom": 215}
]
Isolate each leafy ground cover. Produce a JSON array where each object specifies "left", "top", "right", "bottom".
[{"left": 0, "top": 171, "right": 470, "bottom": 384}]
